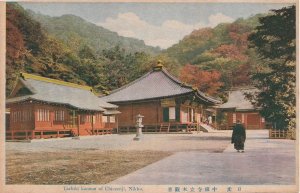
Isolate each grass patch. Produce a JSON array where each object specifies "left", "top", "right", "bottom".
[{"left": 6, "top": 150, "right": 172, "bottom": 184}]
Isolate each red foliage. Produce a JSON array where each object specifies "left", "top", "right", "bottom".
[
  {"left": 229, "top": 32, "right": 250, "bottom": 50},
  {"left": 212, "top": 44, "right": 248, "bottom": 61},
  {"left": 187, "top": 28, "right": 213, "bottom": 40},
  {"left": 6, "top": 5, "right": 26, "bottom": 64},
  {"left": 232, "top": 63, "right": 251, "bottom": 86},
  {"left": 179, "top": 64, "right": 223, "bottom": 95},
  {"left": 227, "top": 23, "right": 251, "bottom": 50}
]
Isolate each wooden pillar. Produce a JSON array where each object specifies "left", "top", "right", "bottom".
[
  {"left": 187, "top": 107, "right": 190, "bottom": 123},
  {"left": 157, "top": 100, "right": 159, "bottom": 129},
  {"left": 245, "top": 114, "right": 248, "bottom": 129},
  {"left": 91, "top": 113, "right": 94, "bottom": 135},
  {"left": 259, "top": 114, "right": 262, "bottom": 129},
  {"left": 131, "top": 103, "right": 134, "bottom": 126},
  {"left": 32, "top": 131, "right": 35, "bottom": 139},
  {"left": 50, "top": 109, "right": 53, "bottom": 127},
  {"left": 214, "top": 113, "right": 217, "bottom": 128},
  {"left": 77, "top": 114, "right": 80, "bottom": 136},
  {"left": 10, "top": 107, "right": 15, "bottom": 139},
  {"left": 116, "top": 115, "right": 119, "bottom": 133}
]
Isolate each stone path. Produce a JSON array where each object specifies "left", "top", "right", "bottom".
[{"left": 110, "top": 130, "right": 296, "bottom": 185}]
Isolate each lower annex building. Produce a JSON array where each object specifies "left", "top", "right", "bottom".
[
  {"left": 217, "top": 87, "right": 266, "bottom": 130},
  {"left": 6, "top": 73, "right": 119, "bottom": 140}
]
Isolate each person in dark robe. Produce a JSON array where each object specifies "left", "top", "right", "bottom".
[{"left": 231, "top": 120, "right": 246, "bottom": 153}]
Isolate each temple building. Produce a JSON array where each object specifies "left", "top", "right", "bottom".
[
  {"left": 6, "top": 73, "right": 119, "bottom": 140},
  {"left": 101, "top": 62, "right": 221, "bottom": 132},
  {"left": 217, "top": 87, "right": 266, "bottom": 130}
]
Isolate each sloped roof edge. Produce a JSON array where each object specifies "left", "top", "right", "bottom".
[
  {"left": 6, "top": 96, "right": 107, "bottom": 112},
  {"left": 104, "top": 67, "right": 193, "bottom": 96},
  {"left": 102, "top": 67, "right": 220, "bottom": 104},
  {"left": 217, "top": 88, "right": 258, "bottom": 110},
  {"left": 7, "top": 73, "right": 118, "bottom": 111},
  {"left": 161, "top": 68, "right": 221, "bottom": 104},
  {"left": 105, "top": 91, "right": 197, "bottom": 103},
  {"left": 20, "top": 72, "right": 93, "bottom": 92}
]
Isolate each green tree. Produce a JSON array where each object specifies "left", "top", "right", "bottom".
[
  {"left": 152, "top": 54, "right": 181, "bottom": 76},
  {"left": 248, "top": 5, "right": 296, "bottom": 131},
  {"left": 102, "top": 46, "right": 152, "bottom": 90}
]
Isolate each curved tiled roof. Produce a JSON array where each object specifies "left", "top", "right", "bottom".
[
  {"left": 6, "top": 73, "right": 117, "bottom": 111},
  {"left": 101, "top": 67, "right": 220, "bottom": 104},
  {"left": 218, "top": 88, "right": 258, "bottom": 111}
]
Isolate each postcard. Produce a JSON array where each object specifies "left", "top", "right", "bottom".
[{"left": 0, "top": 1, "right": 298, "bottom": 193}]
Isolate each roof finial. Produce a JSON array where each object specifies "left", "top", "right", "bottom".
[
  {"left": 20, "top": 72, "right": 25, "bottom": 80},
  {"left": 153, "top": 60, "right": 164, "bottom": 71}
]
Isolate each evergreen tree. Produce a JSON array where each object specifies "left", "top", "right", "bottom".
[{"left": 248, "top": 5, "right": 296, "bottom": 131}]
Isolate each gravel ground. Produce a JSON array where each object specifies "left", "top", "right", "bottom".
[
  {"left": 6, "top": 131, "right": 232, "bottom": 184},
  {"left": 6, "top": 131, "right": 232, "bottom": 153}
]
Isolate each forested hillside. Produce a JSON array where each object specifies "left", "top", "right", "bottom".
[
  {"left": 7, "top": 2, "right": 273, "bottom": 99},
  {"left": 161, "top": 14, "right": 267, "bottom": 96},
  {"left": 6, "top": 3, "right": 155, "bottom": 96},
  {"left": 27, "top": 11, "right": 161, "bottom": 55}
]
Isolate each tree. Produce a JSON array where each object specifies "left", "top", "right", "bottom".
[
  {"left": 152, "top": 54, "right": 181, "bottom": 76},
  {"left": 212, "top": 44, "right": 248, "bottom": 61},
  {"left": 248, "top": 5, "right": 296, "bottom": 131},
  {"left": 6, "top": 4, "right": 26, "bottom": 95},
  {"left": 102, "top": 46, "right": 152, "bottom": 90},
  {"left": 6, "top": 3, "right": 91, "bottom": 95},
  {"left": 179, "top": 64, "right": 223, "bottom": 95}
]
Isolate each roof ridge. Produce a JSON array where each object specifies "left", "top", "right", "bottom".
[
  {"left": 161, "top": 68, "right": 221, "bottom": 104},
  {"left": 197, "top": 90, "right": 222, "bottom": 104},
  {"left": 161, "top": 68, "right": 193, "bottom": 89},
  {"left": 102, "top": 67, "right": 221, "bottom": 105},
  {"left": 104, "top": 67, "right": 193, "bottom": 97},
  {"left": 103, "top": 71, "right": 152, "bottom": 96},
  {"left": 20, "top": 72, "right": 93, "bottom": 92}
]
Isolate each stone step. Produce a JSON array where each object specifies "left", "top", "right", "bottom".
[{"left": 199, "top": 124, "right": 216, "bottom": 132}]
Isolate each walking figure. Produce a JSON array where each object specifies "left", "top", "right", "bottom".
[
  {"left": 231, "top": 120, "right": 246, "bottom": 153},
  {"left": 208, "top": 115, "right": 212, "bottom": 125}
]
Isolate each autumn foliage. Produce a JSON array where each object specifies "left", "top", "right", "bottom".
[
  {"left": 212, "top": 44, "right": 248, "bottom": 61},
  {"left": 179, "top": 64, "right": 223, "bottom": 95},
  {"left": 6, "top": 3, "right": 154, "bottom": 96}
]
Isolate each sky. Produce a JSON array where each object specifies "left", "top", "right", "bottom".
[{"left": 20, "top": 2, "right": 293, "bottom": 49}]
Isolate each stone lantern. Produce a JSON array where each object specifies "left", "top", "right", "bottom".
[{"left": 134, "top": 114, "right": 144, "bottom": 141}]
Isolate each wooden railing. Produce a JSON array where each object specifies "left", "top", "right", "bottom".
[
  {"left": 269, "top": 129, "right": 292, "bottom": 139},
  {"left": 118, "top": 123, "right": 200, "bottom": 133},
  {"left": 6, "top": 127, "right": 115, "bottom": 140},
  {"left": 86, "top": 128, "right": 113, "bottom": 135},
  {"left": 6, "top": 129, "right": 72, "bottom": 140}
]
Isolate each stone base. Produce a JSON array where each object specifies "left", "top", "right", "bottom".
[{"left": 133, "top": 135, "right": 143, "bottom": 141}]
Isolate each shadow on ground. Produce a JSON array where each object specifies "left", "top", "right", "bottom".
[{"left": 170, "top": 135, "right": 231, "bottom": 141}]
